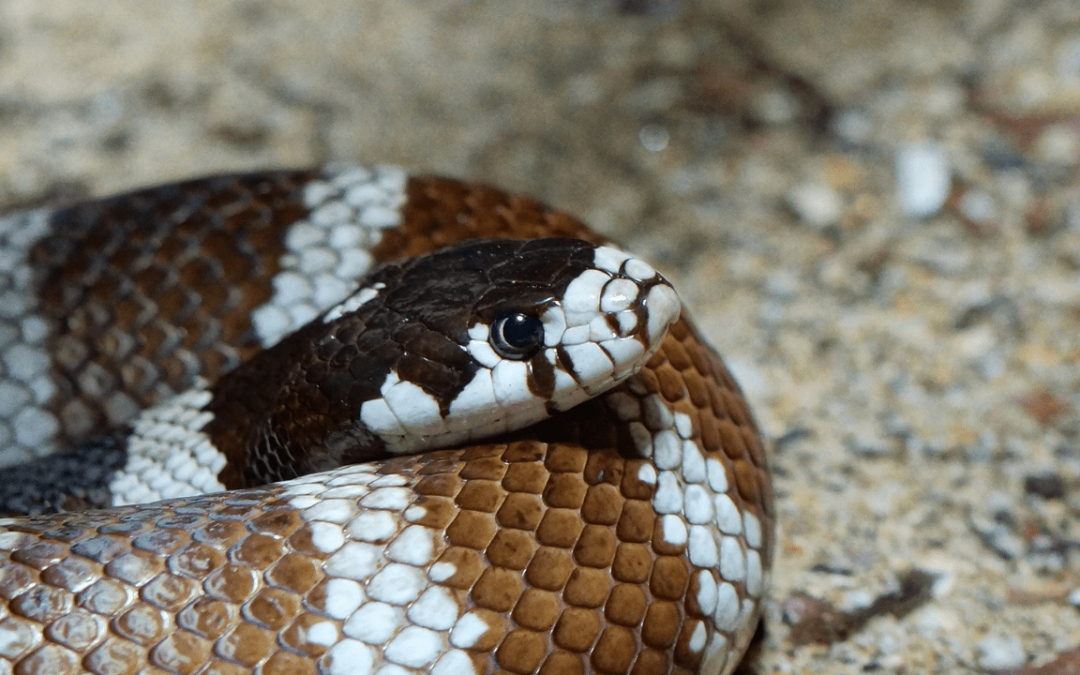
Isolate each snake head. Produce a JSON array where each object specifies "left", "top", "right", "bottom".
[
  {"left": 350, "top": 237, "right": 680, "bottom": 453},
  {"left": 210, "top": 237, "right": 680, "bottom": 482}
]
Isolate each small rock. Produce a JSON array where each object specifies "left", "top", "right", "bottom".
[
  {"left": 787, "top": 182, "right": 843, "bottom": 229},
  {"left": 839, "top": 589, "right": 875, "bottom": 613},
  {"left": 981, "top": 352, "right": 1006, "bottom": 380},
  {"left": 831, "top": 109, "right": 873, "bottom": 146},
  {"left": 922, "top": 81, "right": 966, "bottom": 117},
  {"left": 1024, "top": 472, "right": 1066, "bottom": 500},
  {"left": 895, "top": 142, "right": 951, "bottom": 218},
  {"left": 953, "top": 325, "right": 996, "bottom": 361},
  {"left": 910, "top": 236, "right": 970, "bottom": 275},
  {"left": 914, "top": 607, "right": 959, "bottom": 635},
  {"left": 1019, "top": 390, "right": 1070, "bottom": 425},
  {"left": 849, "top": 430, "right": 892, "bottom": 456},
  {"left": 765, "top": 270, "right": 802, "bottom": 301},
  {"left": 638, "top": 124, "right": 670, "bottom": 152},
  {"left": 1034, "top": 124, "right": 1080, "bottom": 167},
  {"left": 970, "top": 512, "right": 1025, "bottom": 560},
  {"left": 1068, "top": 587, "right": 1080, "bottom": 608},
  {"left": 752, "top": 87, "right": 801, "bottom": 125},
  {"left": 976, "top": 634, "right": 1025, "bottom": 671},
  {"left": 982, "top": 134, "right": 1028, "bottom": 170},
  {"left": 957, "top": 189, "right": 997, "bottom": 224}
]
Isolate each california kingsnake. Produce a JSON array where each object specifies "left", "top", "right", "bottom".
[{"left": 0, "top": 164, "right": 773, "bottom": 675}]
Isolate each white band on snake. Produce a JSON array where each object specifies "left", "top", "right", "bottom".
[{"left": 0, "top": 163, "right": 773, "bottom": 675}]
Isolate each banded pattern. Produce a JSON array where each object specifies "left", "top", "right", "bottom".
[{"left": 0, "top": 165, "right": 773, "bottom": 675}]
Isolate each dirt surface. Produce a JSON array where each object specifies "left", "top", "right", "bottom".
[{"left": 3, "top": 1, "right": 1080, "bottom": 672}]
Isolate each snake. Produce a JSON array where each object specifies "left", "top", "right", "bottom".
[{"left": 0, "top": 164, "right": 773, "bottom": 675}]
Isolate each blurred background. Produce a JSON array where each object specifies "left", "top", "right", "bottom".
[{"left": 3, "top": 1, "right": 1080, "bottom": 672}]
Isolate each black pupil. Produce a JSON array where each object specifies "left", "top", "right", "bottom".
[
  {"left": 501, "top": 314, "right": 540, "bottom": 347},
  {"left": 493, "top": 313, "right": 544, "bottom": 358}
]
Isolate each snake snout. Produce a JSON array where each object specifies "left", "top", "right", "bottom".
[{"left": 540, "top": 244, "right": 682, "bottom": 399}]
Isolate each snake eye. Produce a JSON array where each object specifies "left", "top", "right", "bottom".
[{"left": 490, "top": 313, "right": 545, "bottom": 360}]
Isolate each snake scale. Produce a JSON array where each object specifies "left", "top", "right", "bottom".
[{"left": 0, "top": 164, "right": 773, "bottom": 675}]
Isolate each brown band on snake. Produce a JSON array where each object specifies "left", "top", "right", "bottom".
[
  {"left": 29, "top": 170, "right": 320, "bottom": 446},
  {"left": 372, "top": 176, "right": 609, "bottom": 264}
]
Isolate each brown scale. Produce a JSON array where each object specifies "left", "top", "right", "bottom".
[{"left": 3, "top": 169, "right": 772, "bottom": 674}]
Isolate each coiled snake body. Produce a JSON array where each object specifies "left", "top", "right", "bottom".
[{"left": 0, "top": 165, "right": 773, "bottom": 675}]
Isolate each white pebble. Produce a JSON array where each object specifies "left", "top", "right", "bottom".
[
  {"left": 896, "top": 142, "right": 950, "bottom": 218},
  {"left": 1069, "top": 587, "right": 1080, "bottom": 608},
  {"left": 976, "top": 634, "right": 1025, "bottom": 671},
  {"left": 957, "top": 190, "right": 996, "bottom": 224},
  {"left": 787, "top": 183, "right": 842, "bottom": 228}
]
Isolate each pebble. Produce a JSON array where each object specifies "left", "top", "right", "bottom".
[
  {"left": 1068, "top": 587, "right": 1080, "bottom": 609},
  {"left": 969, "top": 513, "right": 1025, "bottom": 560},
  {"left": 848, "top": 428, "right": 893, "bottom": 457},
  {"left": 913, "top": 607, "right": 959, "bottom": 636},
  {"left": 1033, "top": 124, "right": 1080, "bottom": 167},
  {"left": 895, "top": 142, "right": 951, "bottom": 218},
  {"left": 752, "top": 87, "right": 801, "bottom": 125},
  {"left": 1023, "top": 472, "right": 1066, "bottom": 500},
  {"left": 975, "top": 634, "right": 1025, "bottom": 671},
  {"left": 831, "top": 109, "right": 873, "bottom": 147},
  {"left": 764, "top": 270, "right": 802, "bottom": 301},
  {"left": 786, "top": 183, "right": 843, "bottom": 228},
  {"left": 909, "top": 236, "right": 969, "bottom": 275},
  {"left": 957, "top": 189, "right": 997, "bottom": 224},
  {"left": 638, "top": 124, "right": 670, "bottom": 152}
]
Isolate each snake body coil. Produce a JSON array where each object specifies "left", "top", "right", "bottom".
[{"left": 0, "top": 165, "right": 773, "bottom": 675}]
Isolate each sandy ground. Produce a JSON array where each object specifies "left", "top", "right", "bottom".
[{"left": 2, "top": 0, "right": 1080, "bottom": 672}]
